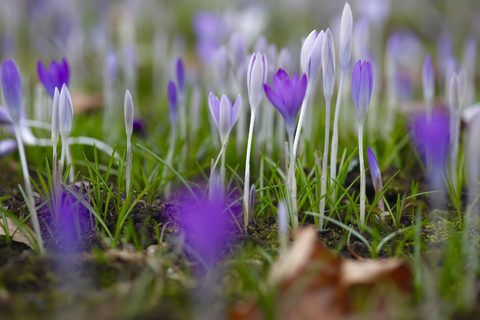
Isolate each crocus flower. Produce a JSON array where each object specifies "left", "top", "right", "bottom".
[
  {"left": 228, "top": 32, "right": 246, "bottom": 72},
  {"left": 0, "top": 106, "right": 13, "bottom": 125},
  {"left": 301, "top": 30, "right": 324, "bottom": 87},
  {"left": 277, "top": 47, "right": 293, "bottom": 76},
  {"left": 59, "top": 84, "right": 73, "bottom": 139},
  {"left": 422, "top": 54, "right": 434, "bottom": 111},
  {"left": 247, "top": 52, "right": 268, "bottom": 111},
  {"left": 351, "top": 60, "right": 373, "bottom": 124},
  {"left": 192, "top": 12, "right": 228, "bottom": 64},
  {"left": 353, "top": 17, "right": 370, "bottom": 61},
  {"left": 0, "top": 139, "right": 17, "bottom": 158},
  {"left": 1, "top": 60, "right": 22, "bottom": 123},
  {"left": 168, "top": 80, "right": 178, "bottom": 126},
  {"left": 213, "top": 46, "right": 229, "bottom": 89},
  {"left": 367, "top": 146, "right": 385, "bottom": 212},
  {"left": 104, "top": 52, "right": 117, "bottom": 91},
  {"left": 176, "top": 58, "right": 185, "bottom": 97},
  {"left": 264, "top": 69, "right": 307, "bottom": 137},
  {"left": 339, "top": 2, "right": 353, "bottom": 70},
  {"left": 180, "top": 197, "right": 233, "bottom": 267},
  {"left": 124, "top": 90, "right": 134, "bottom": 138},
  {"left": 37, "top": 58, "right": 69, "bottom": 98},
  {"left": 322, "top": 29, "right": 336, "bottom": 99},
  {"left": 52, "top": 88, "right": 60, "bottom": 146},
  {"left": 412, "top": 110, "right": 450, "bottom": 170},
  {"left": 132, "top": 117, "right": 147, "bottom": 136},
  {"left": 208, "top": 93, "right": 242, "bottom": 141}
]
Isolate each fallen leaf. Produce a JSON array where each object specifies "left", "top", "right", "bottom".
[
  {"left": 0, "top": 217, "right": 35, "bottom": 248},
  {"left": 230, "top": 227, "right": 412, "bottom": 320}
]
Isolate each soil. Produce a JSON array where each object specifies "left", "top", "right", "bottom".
[{"left": 0, "top": 164, "right": 468, "bottom": 319}]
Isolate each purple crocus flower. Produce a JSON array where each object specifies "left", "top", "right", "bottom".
[
  {"left": 0, "top": 106, "right": 13, "bottom": 125},
  {"left": 351, "top": 60, "right": 373, "bottom": 124},
  {"left": 37, "top": 58, "right": 69, "bottom": 99},
  {"left": 422, "top": 54, "right": 435, "bottom": 105},
  {"left": 367, "top": 146, "right": 385, "bottom": 212},
  {"left": 180, "top": 197, "right": 232, "bottom": 267},
  {"left": 176, "top": 58, "right": 185, "bottom": 97},
  {"left": 192, "top": 12, "right": 228, "bottom": 64},
  {"left": 1, "top": 60, "right": 22, "bottom": 123},
  {"left": 168, "top": 80, "right": 178, "bottom": 126},
  {"left": 132, "top": 117, "right": 147, "bottom": 136},
  {"left": 411, "top": 110, "right": 450, "bottom": 170},
  {"left": 264, "top": 69, "right": 307, "bottom": 136},
  {"left": 0, "top": 139, "right": 17, "bottom": 158},
  {"left": 208, "top": 93, "right": 242, "bottom": 141}
]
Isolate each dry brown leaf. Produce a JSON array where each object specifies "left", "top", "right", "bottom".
[
  {"left": 230, "top": 228, "right": 412, "bottom": 320},
  {"left": 0, "top": 217, "right": 34, "bottom": 248},
  {"left": 72, "top": 93, "right": 104, "bottom": 113}
]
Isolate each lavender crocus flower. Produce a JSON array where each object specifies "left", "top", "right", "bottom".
[
  {"left": 247, "top": 52, "right": 268, "bottom": 111},
  {"left": 229, "top": 32, "right": 246, "bottom": 72},
  {"left": 351, "top": 60, "right": 373, "bottom": 124},
  {"left": 0, "top": 139, "right": 17, "bottom": 157},
  {"left": 322, "top": 29, "right": 336, "bottom": 99},
  {"left": 208, "top": 93, "right": 242, "bottom": 142},
  {"left": 264, "top": 69, "right": 307, "bottom": 137},
  {"left": 37, "top": 59, "right": 69, "bottom": 98},
  {"left": 301, "top": 30, "right": 324, "bottom": 87},
  {"left": 213, "top": 46, "right": 229, "bottom": 90},
  {"left": 168, "top": 80, "right": 178, "bottom": 126},
  {"left": 277, "top": 48, "right": 293, "bottom": 77},
  {"left": 2, "top": 60, "right": 22, "bottom": 123},
  {"left": 367, "top": 146, "right": 385, "bottom": 212}
]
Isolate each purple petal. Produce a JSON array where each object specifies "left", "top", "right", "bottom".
[
  {"left": 176, "top": 58, "right": 185, "bottom": 94},
  {"left": 0, "top": 106, "right": 13, "bottom": 125},
  {"left": 37, "top": 60, "right": 54, "bottom": 98},
  {"left": 264, "top": 84, "right": 286, "bottom": 115},
  {"left": 1, "top": 60, "right": 22, "bottom": 123},
  {"left": 0, "top": 139, "right": 17, "bottom": 158},
  {"left": 208, "top": 92, "right": 220, "bottom": 130},
  {"left": 351, "top": 60, "right": 362, "bottom": 110},
  {"left": 367, "top": 146, "right": 381, "bottom": 193},
  {"left": 168, "top": 81, "right": 178, "bottom": 126},
  {"left": 230, "top": 94, "right": 242, "bottom": 130}
]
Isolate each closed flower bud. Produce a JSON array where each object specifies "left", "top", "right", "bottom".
[
  {"left": 52, "top": 87, "right": 60, "bottom": 144},
  {"left": 422, "top": 54, "right": 434, "bottom": 104},
  {"left": 322, "top": 29, "right": 336, "bottom": 99},
  {"left": 301, "top": 30, "right": 324, "bottom": 86},
  {"left": 124, "top": 90, "right": 134, "bottom": 137},
  {"left": 247, "top": 52, "right": 268, "bottom": 111},
  {"left": 1, "top": 60, "right": 22, "bottom": 124},
  {"left": 277, "top": 47, "right": 293, "bottom": 76},
  {"left": 351, "top": 60, "right": 373, "bottom": 124},
  {"left": 213, "top": 46, "right": 229, "bottom": 88},
  {"left": 59, "top": 84, "right": 73, "bottom": 138},
  {"left": 168, "top": 81, "right": 178, "bottom": 126},
  {"left": 339, "top": 2, "right": 353, "bottom": 70},
  {"left": 176, "top": 58, "right": 185, "bottom": 97},
  {"left": 229, "top": 32, "right": 246, "bottom": 71}
]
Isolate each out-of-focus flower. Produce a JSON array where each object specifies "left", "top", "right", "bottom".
[
  {"left": 176, "top": 58, "right": 185, "bottom": 97},
  {"left": 266, "top": 43, "right": 277, "bottom": 85},
  {"left": 228, "top": 32, "right": 246, "bottom": 72},
  {"left": 339, "top": 3, "right": 353, "bottom": 71},
  {"left": 264, "top": 69, "right": 307, "bottom": 136},
  {"left": 351, "top": 60, "right": 373, "bottom": 124},
  {"left": 180, "top": 197, "right": 233, "bottom": 267},
  {"left": 247, "top": 52, "right": 268, "bottom": 111},
  {"left": 322, "top": 29, "right": 336, "bottom": 99},
  {"left": 208, "top": 93, "right": 242, "bottom": 141},
  {"left": 277, "top": 47, "right": 293, "bottom": 76},
  {"left": 104, "top": 52, "right": 117, "bottom": 91},
  {"left": 1, "top": 60, "right": 22, "bottom": 123},
  {"left": 193, "top": 12, "right": 228, "bottom": 64},
  {"left": 437, "top": 32, "right": 453, "bottom": 80},
  {"left": 168, "top": 81, "right": 178, "bottom": 126},
  {"left": 37, "top": 58, "right": 70, "bottom": 99},
  {"left": 132, "top": 117, "right": 147, "bottom": 136},
  {"left": 353, "top": 17, "right": 370, "bottom": 61},
  {"left": 422, "top": 54, "right": 434, "bottom": 105},
  {"left": 0, "top": 139, "right": 17, "bottom": 158},
  {"left": 52, "top": 88, "right": 60, "bottom": 145},
  {"left": 449, "top": 66, "right": 467, "bottom": 114},
  {"left": 254, "top": 36, "right": 268, "bottom": 54},
  {"left": 301, "top": 30, "right": 324, "bottom": 87},
  {"left": 395, "top": 70, "right": 413, "bottom": 102},
  {"left": 0, "top": 106, "right": 13, "bottom": 125},
  {"left": 213, "top": 46, "right": 229, "bottom": 88},
  {"left": 411, "top": 110, "right": 450, "bottom": 169}
]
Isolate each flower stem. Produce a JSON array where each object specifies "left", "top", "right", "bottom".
[
  {"left": 319, "top": 96, "right": 332, "bottom": 230},
  {"left": 244, "top": 110, "right": 256, "bottom": 230},
  {"left": 358, "top": 123, "right": 366, "bottom": 230},
  {"left": 14, "top": 124, "right": 44, "bottom": 253},
  {"left": 163, "top": 124, "right": 176, "bottom": 199},
  {"left": 292, "top": 86, "right": 312, "bottom": 158},
  {"left": 330, "top": 71, "right": 346, "bottom": 205},
  {"left": 287, "top": 132, "right": 298, "bottom": 227},
  {"left": 126, "top": 135, "right": 132, "bottom": 196}
]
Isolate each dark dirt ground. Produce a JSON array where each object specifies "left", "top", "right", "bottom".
[{"left": 0, "top": 162, "right": 472, "bottom": 319}]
